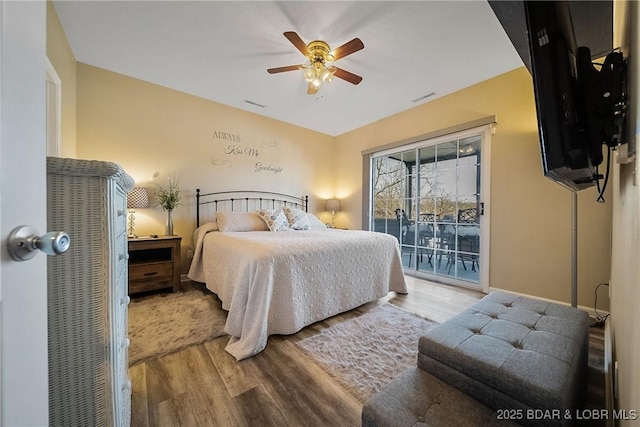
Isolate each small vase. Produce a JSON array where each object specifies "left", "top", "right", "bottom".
[{"left": 165, "top": 209, "right": 174, "bottom": 236}]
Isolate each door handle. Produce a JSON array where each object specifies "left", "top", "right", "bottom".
[{"left": 7, "top": 225, "right": 71, "bottom": 261}]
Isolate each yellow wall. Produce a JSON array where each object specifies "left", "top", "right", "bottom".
[
  {"left": 46, "top": 1, "right": 77, "bottom": 157},
  {"left": 62, "top": 8, "right": 612, "bottom": 310},
  {"left": 610, "top": 0, "right": 640, "bottom": 420},
  {"left": 76, "top": 63, "right": 335, "bottom": 272},
  {"left": 335, "top": 67, "right": 612, "bottom": 310}
]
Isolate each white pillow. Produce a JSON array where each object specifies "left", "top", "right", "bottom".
[
  {"left": 198, "top": 221, "right": 219, "bottom": 232},
  {"left": 282, "top": 206, "right": 310, "bottom": 230},
  {"left": 307, "top": 212, "right": 327, "bottom": 230},
  {"left": 216, "top": 212, "right": 269, "bottom": 232},
  {"left": 257, "top": 209, "right": 291, "bottom": 231}
]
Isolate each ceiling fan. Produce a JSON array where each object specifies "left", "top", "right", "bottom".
[{"left": 267, "top": 31, "right": 364, "bottom": 95}]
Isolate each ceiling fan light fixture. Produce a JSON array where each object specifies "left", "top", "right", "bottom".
[
  {"left": 303, "top": 66, "right": 315, "bottom": 82},
  {"left": 303, "top": 62, "right": 334, "bottom": 90},
  {"left": 268, "top": 32, "right": 364, "bottom": 95},
  {"left": 321, "top": 67, "right": 334, "bottom": 83}
]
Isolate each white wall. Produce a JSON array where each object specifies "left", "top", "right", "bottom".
[{"left": 610, "top": 0, "right": 640, "bottom": 421}]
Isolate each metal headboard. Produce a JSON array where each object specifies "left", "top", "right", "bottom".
[{"left": 196, "top": 189, "right": 309, "bottom": 227}]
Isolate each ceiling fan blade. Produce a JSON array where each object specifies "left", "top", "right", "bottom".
[
  {"left": 329, "top": 38, "right": 364, "bottom": 61},
  {"left": 267, "top": 65, "right": 304, "bottom": 74},
  {"left": 333, "top": 67, "right": 363, "bottom": 85},
  {"left": 307, "top": 83, "right": 318, "bottom": 95},
  {"left": 284, "top": 31, "right": 311, "bottom": 56}
]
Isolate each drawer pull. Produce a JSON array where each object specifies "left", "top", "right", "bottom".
[
  {"left": 117, "top": 209, "right": 125, "bottom": 217},
  {"left": 143, "top": 272, "right": 158, "bottom": 276}
]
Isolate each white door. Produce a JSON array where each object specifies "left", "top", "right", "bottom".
[{"left": 0, "top": 1, "right": 49, "bottom": 425}]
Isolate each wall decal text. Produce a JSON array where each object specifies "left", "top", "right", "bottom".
[
  {"left": 255, "top": 162, "right": 282, "bottom": 174},
  {"left": 224, "top": 144, "right": 259, "bottom": 157},
  {"left": 210, "top": 130, "right": 284, "bottom": 174},
  {"left": 213, "top": 130, "right": 241, "bottom": 143}
]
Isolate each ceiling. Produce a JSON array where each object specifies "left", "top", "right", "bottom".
[
  {"left": 489, "top": 1, "right": 613, "bottom": 73},
  {"left": 53, "top": 1, "right": 525, "bottom": 137}
]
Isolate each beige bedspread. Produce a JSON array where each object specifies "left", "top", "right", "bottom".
[{"left": 188, "top": 226, "right": 407, "bottom": 360}]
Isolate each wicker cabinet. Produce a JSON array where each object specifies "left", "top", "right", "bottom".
[{"left": 47, "top": 157, "right": 134, "bottom": 426}]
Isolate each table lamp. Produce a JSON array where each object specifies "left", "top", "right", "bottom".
[
  {"left": 325, "top": 198, "right": 341, "bottom": 228},
  {"left": 127, "top": 187, "right": 149, "bottom": 238}
]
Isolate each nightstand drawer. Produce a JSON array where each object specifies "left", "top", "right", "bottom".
[
  {"left": 129, "top": 262, "right": 173, "bottom": 281},
  {"left": 129, "top": 278, "right": 173, "bottom": 295}
]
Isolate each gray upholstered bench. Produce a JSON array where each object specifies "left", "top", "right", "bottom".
[
  {"left": 362, "top": 291, "right": 589, "bottom": 427},
  {"left": 418, "top": 291, "right": 589, "bottom": 426},
  {"left": 362, "top": 367, "right": 519, "bottom": 427}
]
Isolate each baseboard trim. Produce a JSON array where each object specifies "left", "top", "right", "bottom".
[
  {"left": 487, "top": 286, "right": 610, "bottom": 319},
  {"left": 604, "top": 316, "right": 616, "bottom": 427}
]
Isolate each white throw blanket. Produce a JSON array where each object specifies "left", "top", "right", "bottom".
[{"left": 188, "top": 227, "right": 407, "bottom": 360}]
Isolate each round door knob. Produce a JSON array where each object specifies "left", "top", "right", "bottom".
[
  {"left": 7, "top": 225, "right": 71, "bottom": 261},
  {"left": 36, "top": 231, "right": 71, "bottom": 256}
]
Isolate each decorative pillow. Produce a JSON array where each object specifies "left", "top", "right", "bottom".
[
  {"left": 257, "top": 209, "right": 290, "bottom": 231},
  {"left": 307, "top": 212, "right": 327, "bottom": 230},
  {"left": 216, "top": 211, "right": 269, "bottom": 232},
  {"left": 282, "top": 206, "right": 310, "bottom": 230},
  {"left": 197, "top": 221, "right": 219, "bottom": 233}
]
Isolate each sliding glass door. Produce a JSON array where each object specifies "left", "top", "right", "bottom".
[{"left": 370, "top": 128, "right": 489, "bottom": 291}]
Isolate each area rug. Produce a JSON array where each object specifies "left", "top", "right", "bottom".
[
  {"left": 128, "top": 290, "right": 227, "bottom": 365},
  {"left": 295, "top": 303, "right": 438, "bottom": 402}
]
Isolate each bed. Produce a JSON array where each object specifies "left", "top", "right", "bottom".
[{"left": 187, "top": 190, "right": 408, "bottom": 360}]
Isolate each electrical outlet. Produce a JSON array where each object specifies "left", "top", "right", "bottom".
[{"left": 187, "top": 249, "right": 194, "bottom": 259}]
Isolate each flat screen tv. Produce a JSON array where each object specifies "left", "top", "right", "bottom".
[{"left": 524, "top": 1, "right": 599, "bottom": 191}]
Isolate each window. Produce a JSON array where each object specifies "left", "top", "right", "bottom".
[{"left": 368, "top": 126, "right": 491, "bottom": 291}]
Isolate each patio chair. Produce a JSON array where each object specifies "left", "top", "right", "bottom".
[{"left": 449, "top": 207, "right": 480, "bottom": 273}]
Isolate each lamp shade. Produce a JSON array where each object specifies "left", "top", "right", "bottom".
[
  {"left": 325, "top": 199, "right": 341, "bottom": 212},
  {"left": 127, "top": 187, "right": 149, "bottom": 209}
]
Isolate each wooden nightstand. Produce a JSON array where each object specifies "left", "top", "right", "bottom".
[{"left": 128, "top": 236, "right": 181, "bottom": 296}]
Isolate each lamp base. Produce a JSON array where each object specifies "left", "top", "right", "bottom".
[{"left": 127, "top": 210, "right": 138, "bottom": 239}]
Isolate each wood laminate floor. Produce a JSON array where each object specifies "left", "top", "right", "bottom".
[{"left": 129, "top": 277, "right": 606, "bottom": 426}]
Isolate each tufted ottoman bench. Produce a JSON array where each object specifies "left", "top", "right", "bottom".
[
  {"left": 362, "top": 366, "right": 520, "bottom": 427},
  {"left": 362, "top": 291, "right": 590, "bottom": 427},
  {"left": 417, "top": 291, "right": 589, "bottom": 426}
]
